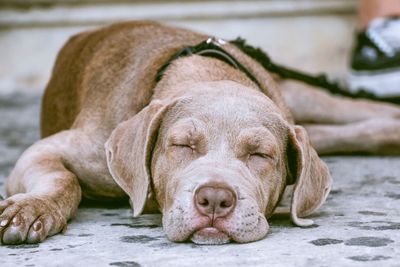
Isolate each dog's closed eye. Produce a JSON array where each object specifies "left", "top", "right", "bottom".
[
  {"left": 170, "top": 143, "right": 195, "bottom": 155},
  {"left": 166, "top": 118, "right": 207, "bottom": 155},
  {"left": 249, "top": 152, "right": 272, "bottom": 160},
  {"left": 237, "top": 127, "right": 277, "bottom": 159}
]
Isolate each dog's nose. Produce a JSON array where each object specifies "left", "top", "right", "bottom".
[{"left": 194, "top": 184, "right": 236, "bottom": 220}]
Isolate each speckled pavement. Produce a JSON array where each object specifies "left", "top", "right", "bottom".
[{"left": 0, "top": 92, "right": 399, "bottom": 267}]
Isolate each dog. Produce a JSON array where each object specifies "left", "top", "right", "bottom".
[{"left": 1, "top": 21, "right": 400, "bottom": 245}]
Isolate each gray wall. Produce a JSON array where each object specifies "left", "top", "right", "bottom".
[{"left": 0, "top": 0, "right": 357, "bottom": 94}]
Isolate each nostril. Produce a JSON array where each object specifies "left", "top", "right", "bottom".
[
  {"left": 199, "top": 198, "right": 209, "bottom": 207},
  {"left": 220, "top": 200, "right": 232, "bottom": 208}
]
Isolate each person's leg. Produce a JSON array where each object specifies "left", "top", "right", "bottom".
[
  {"left": 348, "top": 0, "right": 400, "bottom": 98},
  {"left": 358, "top": 0, "right": 400, "bottom": 30},
  {"left": 358, "top": 0, "right": 400, "bottom": 29}
]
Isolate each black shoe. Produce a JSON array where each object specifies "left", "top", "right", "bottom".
[{"left": 348, "top": 17, "right": 400, "bottom": 98}]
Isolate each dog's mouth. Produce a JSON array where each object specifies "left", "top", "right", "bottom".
[{"left": 190, "top": 227, "right": 230, "bottom": 245}]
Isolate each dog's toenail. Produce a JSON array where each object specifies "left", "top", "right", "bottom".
[
  {"left": 12, "top": 216, "right": 21, "bottom": 226},
  {"left": 0, "top": 220, "right": 8, "bottom": 227},
  {"left": 33, "top": 221, "right": 42, "bottom": 231}
]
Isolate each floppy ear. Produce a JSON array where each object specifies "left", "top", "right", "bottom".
[
  {"left": 287, "top": 125, "right": 332, "bottom": 227},
  {"left": 104, "top": 100, "right": 174, "bottom": 217}
]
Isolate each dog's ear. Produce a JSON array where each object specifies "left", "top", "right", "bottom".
[
  {"left": 286, "top": 125, "right": 332, "bottom": 226},
  {"left": 105, "top": 99, "right": 175, "bottom": 217}
]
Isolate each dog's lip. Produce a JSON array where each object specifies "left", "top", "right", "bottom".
[{"left": 190, "top": 227, "right": 230, "bottom": 245}]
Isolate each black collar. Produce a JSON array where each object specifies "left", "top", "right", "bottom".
[{"left": 156, "top": 37, "right": 261, "bottom": 87}]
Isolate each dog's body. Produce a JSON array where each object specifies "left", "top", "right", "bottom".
[{"left": 1, "top": 21, "right": 400, "bottom": 245}]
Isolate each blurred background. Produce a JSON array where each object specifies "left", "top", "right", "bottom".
[{"left": 0, "top": 0, "right": 357, "bottom": 95}]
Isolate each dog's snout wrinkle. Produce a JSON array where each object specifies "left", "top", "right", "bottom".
[{"left": 194, "top": 184, "right": 236, "bottom": 222}]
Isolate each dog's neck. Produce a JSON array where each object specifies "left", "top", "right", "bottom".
[{"left": 152, "top": 55, "right": 260, "bottom": 101}]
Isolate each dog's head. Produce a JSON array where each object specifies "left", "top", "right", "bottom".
[{"left": 105, "top": 81, "right": 331, "bottom": 244}]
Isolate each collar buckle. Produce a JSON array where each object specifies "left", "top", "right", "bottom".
[{"left": 206, "top": 37, "right": 227, "bottom": 46}]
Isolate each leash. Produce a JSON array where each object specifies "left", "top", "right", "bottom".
[{"left": 157, "top": 37, "right": 400, "bottom": 104}]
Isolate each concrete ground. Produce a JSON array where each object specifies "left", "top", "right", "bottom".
[
  {"left": 0, "top": 92, "right": 399, "bottom": 267},
  {"left": 0, "top": 1, "right": 399, "bottom": 265}
]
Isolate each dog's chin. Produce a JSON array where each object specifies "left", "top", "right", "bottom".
[{"left": 190, "top": 227, "right": 230, "bottom": 245}]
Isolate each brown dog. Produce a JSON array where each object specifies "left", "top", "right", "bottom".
[{"left": 1, "top": 21, "right": 399, "bottom": 245}]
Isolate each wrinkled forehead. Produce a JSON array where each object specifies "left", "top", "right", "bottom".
[{"left": 161, "top": 84, "right": 289, "bottom": 144}]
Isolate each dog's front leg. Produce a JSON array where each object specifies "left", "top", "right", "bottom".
[{"left": 0, "top": 130, "right": 85, "bottom": 244}]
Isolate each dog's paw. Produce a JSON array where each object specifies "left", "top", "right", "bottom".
[{"left": 0, "top": 194, "right": 67, "bottom": 244}]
